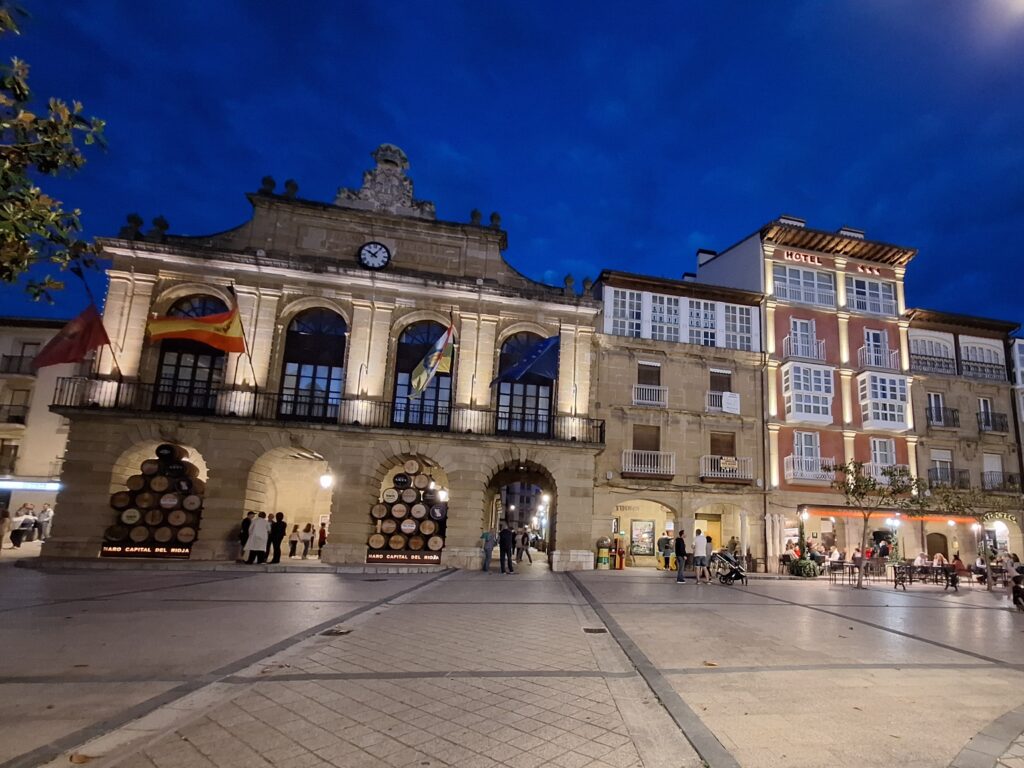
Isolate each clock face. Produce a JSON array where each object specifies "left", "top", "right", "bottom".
[{"left": 358, "top": 241, "right": 391, "bottom": 270}]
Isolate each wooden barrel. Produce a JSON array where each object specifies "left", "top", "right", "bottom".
[
  {"left": 120, "top": 508, "right": 142, "bottom": 526},
  {"left": 388, "top": 533, "right": 407, "bottom": 550},
  {"left": 390, "top": 503, "right": 408, "bottom": 519},
  {"left": 419, "top": 519, "right": 437, "bottom": 536},
  {"left": 126, "top": 475, "right": 146, "bottom": 492},
  {"left": 155, "top": 443, "right": 185, "bottom": 461},
  {"left": 140, "top": 459, "right": 161, "bottom": 476},
  {"left": 400, "top": 518, "right": 418, "bottom": 535},
  {"left": 380, "top": 519, "right": 397, "bottom": 534},
  {"left": 180, "top": 461, "right": 200, "bottom": 479},
  {"left": 371, "top": 503, "right": 389, "bottom": 519},
  {"left": 382, "top": 488, "right": 399, "bottom": 504},
  {"left": 403, "top": 459, "right": 420, "bottom": 474},
  {"left": 392, "top": 473, "right": 412, "bottom": 490},
  {"left": 163, "top": 461, "right": 186, "bottom": 477},
  {"left": 176, "top": 527, "right": 197, "bottom": 544},
  {"left": 368, "top": 533, "right": 386, "bottom": 549},
  {"left": 159, "top": 493, "right": 181, "bottom": 510},
  {"left": 408, "top": 535, "right": 425, "bottom": 551},
  {"left": 153, "top": 526, "right": 173, "bottom": 543},
  {"left": 410, "top": 503, "right": 428, "bottom": 520},
  {"left": 429, "top": 504, "right": 447, "bottom": 521},
  {"left": 421, "top": 488, "right": 438, "bottom": 504},
  {"left": 149, "top": 475, "right": 171, "bottom": 493},
  {"left": 144, "top": 509, "right": 164, "bottom": 526},
  {"left": 190, "top": 478, "right": 206, "bottom": 494},
  {"left": 171, "top": 477, "right": 192, "bottom": 493},
  {"left": 427, "top": 535, "right": 444, "bottom": 551},
  {"left": 182, "top": 494, "right": 203, "bottom": 512},
  {"left": 413, "top": 474, "right": 430, "bottom": 490},
  {"left": 401, "top": 488, "right": 418, "bottom": 504},
  {"left": 129, "top": 525, "right": 150, "bottom": 543},
  {"left": 134, "top": 491, "right": 156, "bottom": 510},
  {"left": 167, "top": 509, "right": 188, "bottom": 527},
  {"left": 110, "top": 491, "right": 133, "bottom": 510},
  {"left": 104, "top": 525, "right": 128, "bottom": 542}
]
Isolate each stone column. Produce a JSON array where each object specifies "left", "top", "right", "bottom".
[
  {"left": 362, "top": 303, "right": 394, "bottom": 399},
  {"left": 894, "top": 267, "right": 907, "bottom": 316},
  {"left": 768, "top": 424, "right": 781, "bottom": 488},
  {"left": 840, "top": 370, "right": 854, "bottom": 426},
  {"left": 837, "top": 311, "right": 851, "bottom": 366},
  {"left": 843, "top": 430, "right": 857, "bottom": 465},
  {"left": 765, "top": 302, "right": 777, "bottom": 355},
  {"left": 344, "top": 301, "right": 374, "bottom": 397},
  {"left": 556, "top": 326, "right": 577, "bottom": 415},
  {"left": 454, "top": 315, "right": 478, "bottom": 407},
  {"left": 473, "top": 316, "right": 498, "bottom": 407},
  {"left": 99, "top": 273, "right": 157, "bottom": 378}
]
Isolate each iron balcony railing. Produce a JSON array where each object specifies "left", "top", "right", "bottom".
[
  {"left": 699, "top": 455, "right": 754, "bottom": 481},
  {"left": 962, "top": 360, "right": 1007, "bottom": 382},
  {"left": 0, "top": 404, "right": 27, "bottom": 425},
  {"left": 910, "top": 354, "right": 957, "bottom": 376},
  {"left": 864, "top": 463, "right": 910, "bottom": 485},
  {"left": 621, "top": 450, "right": 676, "bottom": 476},
  {"left": 51, "top": 377, "right": 605, "bottom": 444},
  {"left": 857, "top": 346, "right": 900, "bottom": 371},
  {"left": 0, "top": 355, "right": 34, "bottom": 375},
  {"left": 925, "top": 407, "right": 960, "bottom": 428},
  {"left": 978, "top": 411, "right": 1009, "bottom": 433},
  {"left": 927, "top": 467, "right": 971, "bottom": 490},
  {"left": 982, "top": 471, "right": 1021, "bottom": 492},
  {"left": 782, "top": 335, "right": 826, "bottom": 361},
  {"left": 631, "top": 384, "right": 667, "bottom": 408},
  {"left": 784, "top": 455, "right": 835, "bottom": 483},
  {"left": 848, "top": 295, "right": 897, "bottom": 316},
  {"left": 773, "top": 281, "right": 836, "bottom": 308}
]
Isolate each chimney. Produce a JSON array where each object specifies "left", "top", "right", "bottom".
[
  {"left": 696, "top": 248, "right": 717, "bottom": 266},
  {"left": 837, "top": 225, "right": 865, "bottom": 240},
  {"left": 681, "top": 272, "right": 697, "bottom": 282},
  {"left": 778, "top": 214, "right": 806, "bottom": 228}
]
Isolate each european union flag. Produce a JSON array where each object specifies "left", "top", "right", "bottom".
[{"left": 491, "top": 335, "right": 560, "bottom": 385}]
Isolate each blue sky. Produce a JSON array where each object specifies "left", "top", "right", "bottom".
[{"left": 4, "top": 0, "right": 1024, "bottom": 324}]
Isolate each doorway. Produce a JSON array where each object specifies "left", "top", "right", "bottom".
[{"left": 485, "top": 461, "right": 556, "bottom": 568}]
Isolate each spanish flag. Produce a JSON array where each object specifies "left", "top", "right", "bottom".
[
  {"left": 410, "top": 323, "right": 455, "bottom": 398},
  {"left": 146, "top": 302, "right": 246, "bottom": 353}
]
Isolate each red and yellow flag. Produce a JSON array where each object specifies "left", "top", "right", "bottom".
[{"left": 146, "top": 304, "right": 245, "bottom": 353}]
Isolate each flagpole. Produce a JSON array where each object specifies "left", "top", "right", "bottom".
[
  {"left": 70, "top": 264, "right": 124, "bottom": 381},
  {"left": 230, "top": 286, "right": 260, "bottom": 399}
]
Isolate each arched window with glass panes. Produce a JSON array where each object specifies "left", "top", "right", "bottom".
[
  {"left": 154, "top": 295, "right": 228, "bottom": 413},
  {"left": 391, "top": 321, "right": 452, "bottom": 430},
  {"left": 279, "top": 308, "right": 347, "bottom": 422},
  {"left": 496, "top": 332, "right": 555, "bottom": 436}
]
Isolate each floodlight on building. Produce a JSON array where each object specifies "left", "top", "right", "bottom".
[
  {"left": 799, "top": 511, "right": 809, "bottom": 521},
  {"left": 971, "top": 522, "right": 982, "bottom": 532},
  {"left": 438, "top": 489, "right": 449, "bottom": 502},
  {"left": 947, "top": 519, "right": 956, "bottom": 527},
  {"left": 542, "top": 493, "right": 551, "bottom": 504},
  {"left": 319, "top": 473, "right": 334, "bottom": 489}
]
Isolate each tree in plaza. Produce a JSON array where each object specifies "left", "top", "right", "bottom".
[
  {"left": 828, "top": 460, "right": 926, "bottom": 589},
  {"left": 1, "top": 3, "right": 105, "bottom": 300}
]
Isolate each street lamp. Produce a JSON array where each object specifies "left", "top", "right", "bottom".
[
  {"left": 542, "top": 493, "right": 551, "bottom": 505},
  {"left": 438, "top": 489, "right": 449, "bottom": 502},
  {"left": 319, "top": 472, "right": 334, "bottom": 489}
]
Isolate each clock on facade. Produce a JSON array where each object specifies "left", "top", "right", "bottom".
[{"left": 357, "top": 241, "right": 392, "bottom": 270}]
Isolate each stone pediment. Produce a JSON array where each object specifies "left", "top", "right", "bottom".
[{"left": 335, "top": 144, "right": 436, "bottom": 220}]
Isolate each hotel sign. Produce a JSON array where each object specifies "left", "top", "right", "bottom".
[{"left": 782, "top": 250, "right": 823, "bottom": 266}]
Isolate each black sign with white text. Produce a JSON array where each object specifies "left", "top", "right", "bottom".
[
  {"left": 101, "top": 544, "right": 192, "bottom": 559},
  {"left": 366, "top": 550, "right": 442, "bottom": 565}
]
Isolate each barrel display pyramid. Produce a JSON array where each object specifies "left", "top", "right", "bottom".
[{"left": 367, "top": 459, "right": 446, "bottom": 555}]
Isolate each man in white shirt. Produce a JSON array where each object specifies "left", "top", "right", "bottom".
[{"left": 692, "top": 528, "right": 711, "bottom": 584}]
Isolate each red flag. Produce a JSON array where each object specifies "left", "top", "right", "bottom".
[{"left": 32, "top": 304, "right": 111, "bottom": 370}]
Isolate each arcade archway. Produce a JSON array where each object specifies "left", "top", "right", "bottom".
[
  {"left": 484, "top": 460, "right": 557, "bottom": 566},
  {"left": 244, "top": 446, "right": 332, "bottom": 539},
  {"left": 368, "top": 454, "right": 450, "bottom": 564}
]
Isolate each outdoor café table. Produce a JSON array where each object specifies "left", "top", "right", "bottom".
[{"left": 893, "top": 564, "right": 958, "bottom": 591}]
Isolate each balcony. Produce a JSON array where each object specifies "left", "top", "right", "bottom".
[
  {"left": 927, "top": 467, "right": 971, "bottom": 490},
  {"left": 848, "top": 296, "right": 897, "bottom": 316},
  {"left": 782, "top": 335, "right": 826, "bottom": 362},
  {"left": 705, "top": 390, "right": 740, "bottom": 414},
  {"left": 51, "top": 377, "right": 606, "bottom": 445},
  {"left": 0, "top": 355, "right": 34, "bottom": 376},
  {"left": 699, "top": 455, "right": 754, "bottom": 483},
  {"left": 982, "top": 471, "right": 1020, "bottom": 493},
  {"left": 857, "top": 346, "right": 900, "bottom": 371},
  {"left": 632, "top": 384, "right": 667, "bottom": 408},
  {"left": 0, "top": 404, "right": 27, "bottom": 425},
  {"left": 978, "top": 412, "right": 1009, "bottom": 433},
  {"left": 774, "top": 282, "right": 835, "bottom": 308},
  {"left": 910, "top": 354, "right": 957, "bottom": 376},
  {"left": 925, "top": 407, "right": 959, "bottom": 428},
  {"left": 962, "top": 360, "right": 1007, "bottom": 382},
  {"left": 784, "top": 455, "right": 835, "bottom": 483},
  {"left": 864, "top": 463, "right": 910, "bottom": 485},
  {"left": 621, "top": 450, "right": 675, "bottom": 478}
]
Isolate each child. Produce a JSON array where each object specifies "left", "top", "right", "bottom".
[
  {"left": 1012, "top": 575, "right": 1024, "bottom": 613},
  {"left": 288, "top": 525, "right": 300, "bottom": 558}
]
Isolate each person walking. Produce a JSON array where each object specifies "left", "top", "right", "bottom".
[
  {"left": 498, "top": 524, "right": 516, "bottom": 574},
  {"left": 269, "top": 513, "right": 287, "bottom": 564},
  {"left": 657, "top": 531, "right": 672, "bottom": 570},
  {"left": 693, "top": 528, "right": 711, "bottom": 584},
  {"left": 36, "top": 504, "right": 54, "bottom": 542},
  {"left": 317, "top": 523, "right": 328, "bottom": 557},
  {"left": 288, "top": 525, "right": 300, "bottom": 558},
  {"left": 244, "top": 512, "right": 270, "bottom": 564},
  {"left": 300, "top": 523, "right": 314, "bottom": 559},
  {"left": 517, "top": 528, "right": 533, "bottom": 564},
  {"left": 8, "top": 508, "right": 35, "bottom": 548},
  {"left": 480, "top": 528, "right": 496, "bottom": 572},
  {"left": 0, "top": 504, "right": 11, "bottom": 550},
  {"left": 238, "top": 511, "right": 254, "bottom": 561},
  {"left": 675, "top": 529, "right": 687, "bottom": 583}
]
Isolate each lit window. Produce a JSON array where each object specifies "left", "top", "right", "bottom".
[
  {"left": 688, "top": 300, "right": 716, "bottom": 346},
  {"left": 845, "top": 277, "right": 897, "bottom": 315},
  {"left": 610, "top": 289, "right": 642, "bottom": 337},
  {"left": 650, "top": 295, "right": 680, "bottom": 342},
  {"left": 724, "top": 305, "right": 752, "bottom": 351},
  {"left": 773, "top": 265, "right": 835, "bottom": 307},
  {"left": 782, "top": 363, "right": 834, "bottom": 419},
  {"left": 858, "top": 373, "right": 908, "bottom": 425}
]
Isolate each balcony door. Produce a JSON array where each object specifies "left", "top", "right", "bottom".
[
  {"left": 790, "top": 318, "right": 814, "bottom": 356},
  {"left": 864, "top": 329, "right": 887, "bottom": 364},
  {"left": 496, "top": 332, "right": 554, "bottom": 436},
  {"left": 392, "top": 321, "right": 451, "bottom": 431},
  {"left": 794, "top": 431, "right": 821, "bottom": 461},
  {"left": 154, "top": 296, "right": 228, "bottom": 414},
  {"left": 279, "top": 308, "right": 346, "bottom": 422}
]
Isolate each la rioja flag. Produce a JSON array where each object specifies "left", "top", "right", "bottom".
[{"left": 32, "top": 304, "right": 111, "bottom": 370}]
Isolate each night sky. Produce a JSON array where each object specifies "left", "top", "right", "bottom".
[{"left": 4, "top": 1, "right": 1023, "bottom": 325}]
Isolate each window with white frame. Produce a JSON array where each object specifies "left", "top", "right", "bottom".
[
  {"left": 723, "top": 305, "right": 752, "bottom": 350},
  {"left": 910, "top": 337, "right": 953, "bottom": 359},
  {"left": 650, "top": 294, "right": 680, "bottom": 342},
  {"left": 793, "top": 431, "right": 821, "bottom": 459},
  {"left": 858, "top": 373, "right": 908, "bottom": 425},
  {"left": 773, "top": 265, "right": 836, "bottom": 307},
  {"left": 688, "top": 300, "right": 716, "bottom": 346},
  {"left": 845, "top": 276, "right": 897, "bottom": 315},
  {"left": 870, "top": 437, "right": 896, "bottom": 466},
  {"left": 782, "top": 363, "right": 834, "bottom": 419},
  {"left": 609, "top": 289, "right": 642, "bottom": 337},
  {"left": 962, "top": 344, "right": 1003, "bottom": 365}
]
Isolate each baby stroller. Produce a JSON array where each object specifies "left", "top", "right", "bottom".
[{"left": 710, "top": 550, "right": 747, "bottom": 585}]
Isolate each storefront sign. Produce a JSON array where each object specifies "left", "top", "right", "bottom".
[
  {"left": 983, "top": 512, "right": 1018, "bottom": 523},
  {"left": 783, "top": 250, "right": 822, "bottom": 265},
  {"left": 366, "top": 550, "right": 442, "bottom": 565},
  {"left": 101, "top": 544, "right": 192, "bottom": 559},
  {"left": 719, "top": 456, "right": 739, "bottom": 471}
]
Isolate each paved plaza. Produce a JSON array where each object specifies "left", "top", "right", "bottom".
[{"left": 3, "top": 562, "right": 1024, "bottom": 768}]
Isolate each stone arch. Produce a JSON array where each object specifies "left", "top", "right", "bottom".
[
  {"left": 267, "top": 303, "right": 351, "bottom": 412},
  {"left": 277, "top": 296, "right": 351, "bottom": 329},
  {"left": 926, "top": 531, "right": 949, "bottom": 559},
  {"left": 484, "top": 458, "right": 559, "bottom": 558},
  {"left": 609, "top": 498, "right": 676, "bottom": 563},
  {"left": 109, "top": 439, "right": 209, "bottom": 496},
  {"left": 391, "top": 309, "right": 451, "bottom": 337},
  {"left": 693, "top": 501, "right": 753, "bottom": 558},
  {"left": 243, "top": 445, "right": 333, "bottom": 536},
  {"left": 150, "top": 282, "right": 234, "bottom": 315},
  {"left": 495, "top": 321, "right": 555, "bottom": 347}
]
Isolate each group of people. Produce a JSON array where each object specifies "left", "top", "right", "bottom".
[
  {"left": 655, "top": 528, "right": 716, "bottom": 584},
  {"left": 239, "top": 511, "right": 327, "bottom": 564},
  {"left": 479, "top": 525, "right": 534, "bottom": 573},
  {"left": 0, "top": 503, "right": 55, "bottom": 549}
]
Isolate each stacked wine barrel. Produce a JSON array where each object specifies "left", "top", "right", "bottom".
[
  {"left": 368, "top": 459, "right": 447, "bottom": 554},
  {"left": 104, "top": 444, "right": 205, "bottom": 549}
]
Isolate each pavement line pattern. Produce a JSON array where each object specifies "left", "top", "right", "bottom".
[
  {"left": 567, "top": 572, "right": 742, "bottom": 768},
  {"left": 224, "top": 669, "right": 639, "bottom": 682},
  {"left": 950, "top": 705, "right": 1024, "bottom": 768},
  {"left": 0, "top": 568, "right": 455, "bottom": 768}
]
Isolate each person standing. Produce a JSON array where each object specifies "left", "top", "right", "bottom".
[
  {"left": 300, "top": 523, "right": 314, "bottom": 559},
  {"left": 517, "top": 528, "right": 533, "bottom": 564},
  {"left": 287, "top": 525, "right": 300, "bottom": 558},
  {"left": 675, "top": 530, "right": 687, "bottom": 584},
  {"left": 498, "top": 524, "right": 516, "bottom": 574},
  {"left": 317, "top": 523, "right": 328, "bottom": 557},
  {"left": 692, "top": 528, "right": 710, "bottom": 584},
  {"left": 239, "top": 512, "right": 254, "bottom": 561},
  {"left": 36, "top": 504, "right": 54, "bottom": 542},
  {"left": 480, "top": 528, "right": 496, "bottom": 572},
  {"left": 269, "top": 513, "right": 287, "bottom": 564},
  {"left": 657, "top": 531, "right": 672, "bottom": 570},
  {"left": 244, "top": 512, "right": 270, "bottom": 564}
]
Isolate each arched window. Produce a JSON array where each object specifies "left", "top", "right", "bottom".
[
  {"left": 910, "top": 337, "right": 952, "bottom": 359},
  {"left": 496, "top": 332, "right": 555, "bottom": 436},
  {"left": 279, "top": 308, "right": 347, "bottom": 422},
  {"left": 154, "top": 295, "right": 229, "bottom": 414},
  {"left": 392, "top": 321, "right": 452, "bottom": 430}
]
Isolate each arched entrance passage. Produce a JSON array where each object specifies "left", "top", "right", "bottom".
[
  {"left": 484, "top": 460, "right": 557, "bottom": 565},
  {"left": 926, "top": 532, "right": 949, "bottom": 559},
  {"left": 611, "top": 499, "right": 676, "bottom": 566},
  {"left": 369, "top": 454, "right": 450, "bottom": 564},
  {"left": 244, "top": 446, "right": 332, "bottom": 543},
  {"left": 693, "top": 502, "right": 749, "bottom": 559}
]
